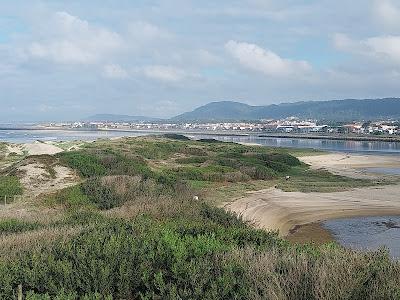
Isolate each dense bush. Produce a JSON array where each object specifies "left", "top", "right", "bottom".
[
  {"left": 0, "top": 213, "right": 399, "bottom": 299},
  {"left": 81, "top": 177, "right": 123, "bottom": 210},
  {"left": 47, "top": 185, "right": 90, "bottom": 208},
  {"left": 162, "top": 133, "right": 190, "bottom": 141},
  {"left": 57, "top": 151, "right": 107, "bottom": 177}
]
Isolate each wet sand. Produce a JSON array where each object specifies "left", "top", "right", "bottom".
[
  {"left": 225, "top": 153, "right": 400, "bottom": 238},
  {"left": 286, "top": 222, "right": 334, "bottom": 244}
]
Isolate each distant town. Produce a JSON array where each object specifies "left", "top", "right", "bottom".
[{"left": 39, "top": 117, "right": 400, "bottom": 136}]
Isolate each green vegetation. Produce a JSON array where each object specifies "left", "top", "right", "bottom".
[
  {"left": 0, "top": 176, "right": 23, "bottom": 198},
  {"left": 0, "top": 198, "right": 398, "bottom": 299},
  {"left": 0, "top": 219, "right": 40, "bottom": 234},
  {"left": 0, "top": 137, "right": 395, "bottom": 299},
  {"left": 277, "top": 167, "right": 374, "bottom": 193},
  {"left": 46, "top": 185, "right": 91, "bottom": 208}
]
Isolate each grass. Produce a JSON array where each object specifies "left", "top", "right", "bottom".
[
  {"left": 0, "top": 176, "right": 23, "bottom": 198},
  {"left": 0, "top": 219, "right": 40, "bottom": 235},
  {"left": 277, "top": 166, "right": 375, "bottom": 193}
]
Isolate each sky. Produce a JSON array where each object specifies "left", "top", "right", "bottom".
[{"left": 1, "top": 0, "right": 400, "bottom": 121}]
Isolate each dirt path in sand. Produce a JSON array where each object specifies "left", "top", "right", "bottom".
[{"left": 225, "top": 153, "right": 400, "bottom": 236}]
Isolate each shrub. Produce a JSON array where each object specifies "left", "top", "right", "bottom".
[
  {"left": 81, "top": 178, "right": 123, "bottom": 210},
  {"left": 58, "top": 152, "right": 106, "bottom": 177},
  {"left": 162, "top": 133, "right": 190, "bottom": 141},
  {"left": 47, "top": 185, "right": 91, "bottom": 208}
]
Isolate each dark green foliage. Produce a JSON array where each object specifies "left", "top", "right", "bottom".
[
  {"left": 200, "top": 204, "right": 247, "bottom": 228},
  {"left": 57, "top": 151, "right": 107, "bottom": 177},
  {"left": 0, "top": 176, "right": 23, "bottom": 197},
  {"left": 198, "top": 138, "right": 224, "bottom": 143},
  {"left": 47, "top": 185, "right": 90, "bottom": 208},
  {"left": 0, "top": 217, "right": 260, "bottom": 299},
  {"left": 1, "top": 213, "right": 399, "bottom": 299},
  {"left": 162, "top": 133, "right": 190, "bottom": 141},
  {"left": 81, "top": 178, "right": 123, "bottom": 210},
  {"left": 163, "top": 165, "right": 236, "bottom": 182},
  {"left": 58, "top": 150, "right": 154, "bottom": 179},
  {"left": 0, "top": 219, "right": 40, "bottom": 235}
]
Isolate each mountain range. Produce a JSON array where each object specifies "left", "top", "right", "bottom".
[{"left": 87, "top": 98, "right": 400, "bottom": 122}]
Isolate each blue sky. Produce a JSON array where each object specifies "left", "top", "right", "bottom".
[{"left": 1, "top": 0, "right": 400, "bottom": 121}]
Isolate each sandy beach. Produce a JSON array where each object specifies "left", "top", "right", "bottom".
[{"left": 225, "top": 153, "right": 400, "bottom": 237}]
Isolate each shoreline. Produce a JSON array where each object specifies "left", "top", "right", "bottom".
[
  {"left": 1, "top": 127, "right": 400, "bottom": 143},
  {"left": 225, "top": 152, "right": 400, "bottom": 240}
]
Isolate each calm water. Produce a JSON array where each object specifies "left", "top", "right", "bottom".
[
  {"left": 364, "top": 167, "right": 400, "bottom": 175},
  {"left": 324, "top": 216, "right": 400, "bottom": 259},
  {"left": 3, "top": 129, "right": 399, "bottom": 154},
  {"left": 195, "top": 134, "right": 400, "bottom": 155},
  {"left": 0, "top": 129, "right": 147, "bottom": 143}
]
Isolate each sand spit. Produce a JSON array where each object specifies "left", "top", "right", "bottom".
[
  {"left": 225, "top": 153, "right": 400, "bottom": 236},
  {"left": 300, "top": 153, "right": 400, "bottom": 179}
]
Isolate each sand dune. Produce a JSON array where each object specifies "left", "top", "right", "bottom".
[
  {"left": 23, "top": 142, "right": 63, "bottom": 156},
  {"left": 225, "top": 153, "right": 400, "bottom": 236}
]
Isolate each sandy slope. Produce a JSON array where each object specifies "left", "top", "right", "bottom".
[
  {"left": 23, "top": 142, "right": 63, "bottom": 156},
  {"left": 225, "top": 153, "right": 400, "bottom": 236},
  {"left": 4, "top": 141, "right": 64, "bottom": 156}
]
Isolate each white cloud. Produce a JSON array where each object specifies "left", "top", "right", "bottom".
[
  {"left": 103, "top": 64, "right": 128, "bottom": 79},
  {"left": 334, "top": 33, "right": 400, "bottom": 64},
  {"left": 28, "top": 11, "right": 123, "bottom": 64},
  {"left": 225, "top": 40, "right": 312, "bottom": 77},
  {"left": 143, "top": 65, "right": 186, "bottom": 82},
  {"left": 373, "top": 0, "right": 400, "bottom": 29},
  {"left": 128, "top": 21, "right": 172, "bottom": 42}
]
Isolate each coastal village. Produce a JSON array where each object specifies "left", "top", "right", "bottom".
[{"left": 42, "top": 118, "right": 400, "bottom": 136}]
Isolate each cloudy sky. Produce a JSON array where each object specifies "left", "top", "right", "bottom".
[{"left": 1, "top": 0, "right": 400, "bottom": 121}]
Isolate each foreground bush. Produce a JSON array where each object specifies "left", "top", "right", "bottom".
[{"left": 0, "top": 214, "right": 399, "bottom": 299}]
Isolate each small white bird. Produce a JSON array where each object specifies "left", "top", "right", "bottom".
[{"left": 193, "top": 196, "right": 199, "bottom": 201}]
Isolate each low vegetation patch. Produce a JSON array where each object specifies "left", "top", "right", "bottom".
[
  {"left": 0, "top": 176, "right": 23, "bottom": 198},
  {"left": 277, "top": 167, "right": 375, "bottom": 193},
  {"left": 0, "top": 219, "right": 40, "bottom": 235}
]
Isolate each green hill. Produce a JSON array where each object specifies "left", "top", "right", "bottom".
[{"left": 173, "top": 98, "right": 400, "bottom": 121}]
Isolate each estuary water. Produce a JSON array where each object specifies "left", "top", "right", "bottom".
[
  {"left": 1, "top": 129, "right": 400, "bottom": 155},
  {"left": 323, "top": 216, "right": 400, "bottom": 259}
]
